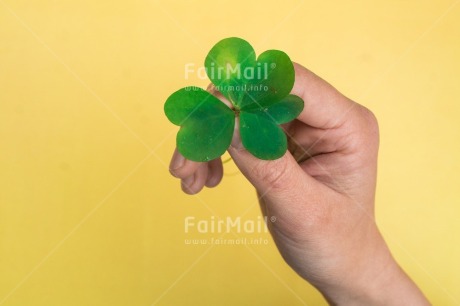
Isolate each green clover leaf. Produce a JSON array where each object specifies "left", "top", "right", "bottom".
[
  {"left": 164, "top": 87, "right": 235, "bottom": 162},
  {"left": 164, "top": 37, "right": 304, "bottom": 162}
]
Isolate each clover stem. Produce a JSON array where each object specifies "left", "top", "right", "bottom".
[
  {"left": 222, "top": 157, "right": 232, "bottom": 164},
  {"left": 233, "top": 106, "right": 240, "bottom": 117}
]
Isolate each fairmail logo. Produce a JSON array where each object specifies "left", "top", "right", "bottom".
[{"left": 184, "top": 215, "right": 275, "bottom": 234}]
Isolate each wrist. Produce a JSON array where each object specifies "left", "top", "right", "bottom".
[{"left": 318, "top": 232, "right": 430, "bottom": 305}]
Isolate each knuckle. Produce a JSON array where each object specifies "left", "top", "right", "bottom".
[
  {"left": 360, "top": 106, "right": 379, "bottom": 137},
  {"left": 169, "top": 167, "right": 185, "bottom": 178},
  {"left": 252, "top": 157, "right": 291, "bottom": 190},
  {"left": 348, "top": 105, "right": 380, "bottom": 149}
]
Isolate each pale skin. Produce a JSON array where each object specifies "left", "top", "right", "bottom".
[{"left": 169, "top": 63, "right": 430, "bottom": 305}]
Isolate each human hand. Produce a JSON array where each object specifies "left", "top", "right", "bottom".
[{"left": 169, "top": 63, "right": 429, "bottom": 305}]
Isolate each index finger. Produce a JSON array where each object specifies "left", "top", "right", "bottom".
[{"left": 291, "top": 63, "right": 356, "bottom": 129}]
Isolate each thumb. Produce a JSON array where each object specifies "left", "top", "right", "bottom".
[{"left": 228, "top": 118, "right": 313, "bottom": 203}]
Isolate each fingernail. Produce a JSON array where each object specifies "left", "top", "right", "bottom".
[
  {"left": 170, "top": 151, "right": 185, "bottom": 171},
  {"left": 182, "top": 174, "right": 195, "bottom": 191}
]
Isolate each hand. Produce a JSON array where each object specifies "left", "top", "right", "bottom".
[{"left": 169, "top": 63, "right": 429, "bottom": 305}]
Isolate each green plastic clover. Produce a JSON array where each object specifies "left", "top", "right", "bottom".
[{"left": 164, "top": 37, "right": 304, "bottom": 162}]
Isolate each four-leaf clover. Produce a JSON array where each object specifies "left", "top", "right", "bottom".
[{"left": 164, "top": 37, "right": 304, "bottom": 162}]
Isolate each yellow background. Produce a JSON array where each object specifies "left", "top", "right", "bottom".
[{"left": 1, "top": 0, "right": 459, "bottom": 305}]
